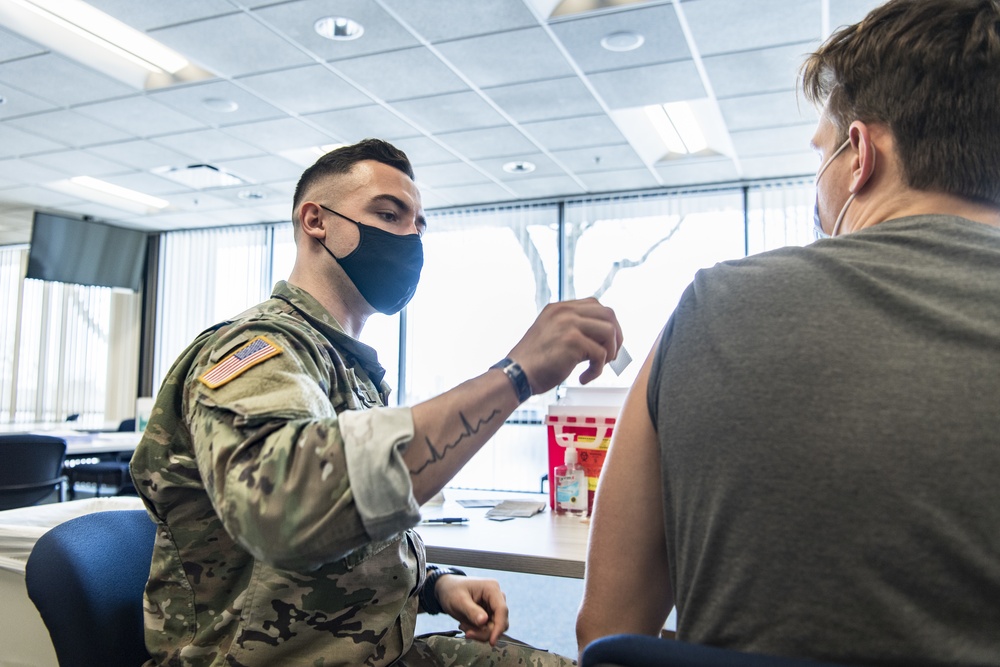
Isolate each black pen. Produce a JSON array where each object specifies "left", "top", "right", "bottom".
[{"left": 420, "top": 517, "right": 469, "bottom": 524}]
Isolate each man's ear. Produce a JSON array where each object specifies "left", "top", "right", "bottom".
[
  {"left": 297, "top": 202, "right": 327, "bottom": 240},
  {"left": 847, "top": 121, "right": 877, "bottom": 194}
]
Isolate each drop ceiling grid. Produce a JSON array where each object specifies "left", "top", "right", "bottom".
[{"left": 0, "top": 0, "right": 890, "bottom": 240}]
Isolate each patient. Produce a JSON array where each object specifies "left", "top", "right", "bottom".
[{"left": 577, "top": 0, "right": 1000, "bottom": 664}]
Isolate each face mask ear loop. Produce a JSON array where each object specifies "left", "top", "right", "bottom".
[{"left": 831, "top": 142, "right": 875, "bottom": 238}]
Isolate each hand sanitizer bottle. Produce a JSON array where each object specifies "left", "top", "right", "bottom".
[{"left": 555, "top": 446, "right": 587, "bottom": 516}]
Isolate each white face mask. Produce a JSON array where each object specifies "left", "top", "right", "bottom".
[{"left": 812, "top": 139, "right": 852, "bottom": 239}]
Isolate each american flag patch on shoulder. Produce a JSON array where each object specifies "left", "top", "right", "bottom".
[{"left": 199, "top": 336, "right": 282, "bottom": 389}]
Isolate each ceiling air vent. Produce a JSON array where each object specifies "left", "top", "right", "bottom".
[{"left": 153, "top": 164, "right": 248, "bottom": 189}]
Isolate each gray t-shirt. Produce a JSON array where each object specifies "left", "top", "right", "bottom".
[{"left": 648, "top": 216, "right": 1000, "bottom": 666}]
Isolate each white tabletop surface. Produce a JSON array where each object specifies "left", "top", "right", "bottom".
[{"left": 417, "top": 490, "right": 590, "bottom": 579}]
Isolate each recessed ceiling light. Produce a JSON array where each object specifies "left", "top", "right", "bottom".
[
  {"left": 202, "top": 97, "right": 238, "bottom": 113},
  {"left": 238, "top": 190, "right": 266, "bottom": 201},
  {"left": 0, "top": 95, "right": 5, "bottom": 105},
  {"left": 601, "top": 31, "right": 644, "bottom": 52},
  {"left": 314, "top": 16, "right": 364, "bottom": 41},
  {"left": 503, "top": 161, "right": 536, "bottom": 174}
]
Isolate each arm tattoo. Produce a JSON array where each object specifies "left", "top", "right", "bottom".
[{"left": 410, "top": 409, "right": 501, "bottom": 475}]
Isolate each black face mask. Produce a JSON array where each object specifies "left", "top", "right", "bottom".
[{"left": 316, "top": 205, "right": 423, "bottom": 315}]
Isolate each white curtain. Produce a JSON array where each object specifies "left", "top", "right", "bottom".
[
  {"left": 153, "top": 225, "right": 273, "bottom": 392},
  {"left": 0, "top": 244, "right": 140, "bottom": 426}
]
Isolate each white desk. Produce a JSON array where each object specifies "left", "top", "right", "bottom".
[
  {"left": 61, "top": 431, "right": 142, "bottom": 457},
  {"left": 417, "top": 491, "right": 589, "bottom": 579}
]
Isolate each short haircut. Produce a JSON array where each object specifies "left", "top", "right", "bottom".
[
  {"left": 801, "top": 0, "right": 1000, "bottom": 205},
  {"left": 291, "top": 138, "right": 415, "bottom": 224}
]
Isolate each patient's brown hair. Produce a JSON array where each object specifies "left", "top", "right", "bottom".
[{"left": 801, "top": 0, "right": 1000, "bottom": 205}]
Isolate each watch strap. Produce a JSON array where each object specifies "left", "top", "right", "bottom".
[{"left": 490, "top": 357, "right": 532, "bottom": 403}]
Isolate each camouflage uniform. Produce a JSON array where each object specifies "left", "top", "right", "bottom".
[{"left": 131, "top": 281, "right": 575, "bottom": 667}]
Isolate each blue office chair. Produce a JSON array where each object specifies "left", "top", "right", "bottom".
[
  {"left": 582, "top": 634, "right": 853, "bottom": 667},
  {"left": 25, "top": 509, "right": 156, "bottom": 667},
  {"left": 0, "top": 434, "right": 66, "bottom": 510}
]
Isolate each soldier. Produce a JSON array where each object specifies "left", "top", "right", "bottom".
[{"left": 131, "top": 139, "right": 622, "bottom": 666}]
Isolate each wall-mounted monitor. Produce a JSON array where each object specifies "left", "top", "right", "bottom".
[{"left": 26, "top": 211, "right": 148, "bottom": 292}]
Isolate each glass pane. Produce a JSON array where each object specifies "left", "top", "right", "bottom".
[
  {"left": 563, "top": 190, "right": 746, "bottom": 387},
  {"left": 404, "top": 204, "right": 559, "bottom": 491},
  {"left": 747, "top": 181, "right": 816, "bottom": 254}
]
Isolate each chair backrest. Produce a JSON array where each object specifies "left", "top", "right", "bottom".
[
  {"left": 0, "top": 434, "right": 66, "bottom": 510},
  {"left": 582, "top": 634, "right": 853, "bottom": 667},
  {"left": 25, "top": 509, "right": 156, "bottom": 667},
  {"left": 117, "top": 418, "right": 136, "bottom": 432}
]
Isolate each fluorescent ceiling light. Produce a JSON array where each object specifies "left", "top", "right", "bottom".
[
  {"left": 70, "top": 176, "right": 169, "bottom": 209},
  {"left": 47, "top": 176, "right": 170, "bottom": 215},
  {"left": 643, "top": 102, "right": 708, "bottom": 155},
  {"left": 0, "top": 0, "right": 213, "bottom": 89}
]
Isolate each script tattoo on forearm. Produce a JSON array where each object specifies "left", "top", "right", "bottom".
[{"left": 410, "top": 409, "right": 501, "bottom": 475}]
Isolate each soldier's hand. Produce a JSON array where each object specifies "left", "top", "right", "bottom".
[
  {"left": 507, "top": 298, "right": 623, "bottom": 393},
  {"left": 435, "top": 574, "right": 510, "bottom": 646}
]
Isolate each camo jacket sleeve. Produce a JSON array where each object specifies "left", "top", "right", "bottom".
[{"left": 183, "top": 311, "right": 421, "bottom": 571}]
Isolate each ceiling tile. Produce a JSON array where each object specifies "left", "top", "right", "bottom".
[
  {"left": 477, "top": 154, "right": 568, "bottom": 182},
  {"left": 739, "top": 151, "right": 816, "bottom": 180},
  {"left": 76, "top": 97, "right": 205, "bottom": 136},
  {"left": 306, "top": 105, "right": 421, "bottom": 142},
  {"left": 332, "top": 47, "right": 468, "bottom": 102},
  {"left": 89, "top": 140, "right": 196, "bottom": 171},
  {"left": 85, "top": 0, "right": 237, "bottom": 30},
  {"left": 237, "top": 65, "right": 372, "bottom": 114},
  {"left": 253, "top": 0, "right": 420, "bottom": 61},
  {"left": 435, "top": 28, "right": 575, "bottom": 88},
  {"left": 576, "top": 168, "right": 660, "bottom": 192},
  {"left": 224, "top": 117, "right": 336, "bottom": 153},
  {"left": 431, "top": 182, "right": 516, "bottom": 206},
  {"left": 151, "top": 13, "right": 312, "bottom": 78},
  {"left": 391, "top": 136, "right": 461, "bottom": 167},
  {"left": 589, "top": 60, "right": 705, "bottom": 109},
  {"left": 654, "top": 156, "right": 740, "bottom": 186},
  {"left": 413, "top": 162, "right": 492, "bottom": 188},
  {"left": 550, "top": 144, "right": 646, "bottom": 173},
  {"left": 549, "top": 4, "right": 689, "bottom": 73},
  {"left": 830, "top": 0, "right": 886, "bottom": 31},
  {"left": 0, "top": 159, "right": 67, "bottom": 185},
  {"left": 391, "top": 91, "right": 506, "bottom": 134},
  {"left": 100, "top": 172, "right": 186, "bottom": 196},
  {"left": 152, "top": 129, "right": 264, "bottom": 163},
  {"left": 683, "top": 0, "right": 821, "bottom": 56},
  {"left": 0, "top": 87, "right": 56, "bottom": 120},
  {"left": 522, "top": 116, "right": 626, "bottom": 151},
  {"left": 718, "top": 90, "right": 818, "bottom": 132},
  {"left": 381, "top": 0, "right": 538, "bottom": 42},
  {"left": 0, "top": 124, "right": 65, "bottom": 158},
  {"left": 729, "top": 123, "right": 816, "bottom": 158},
  {"left": 507, "top": 175, "right": 586, "bottom": 199},
  {"left": 438, "top": 127, "right": 540, "bottom": 160},
  {"left": 484, "top": 77, "right": 604, "bottom": 123},
  {"left": 151, "top": 80, "right": 284, "bottom": 126},
  {"left": 215, "top": 155, "right": 302, "bottom": 184},
  {"left": 705, "top": 42, "right": 819, "bottom": 99},
  {"left": 0, "top": 185, "right": 81, "bottom": 209},
  {"left": 0, "top": 54, "right": 134, "bottom": 107},
  {"left": 6, "top": 110, "right": 132, "bottom": 147},
  {"left": 27, "top": 151, "right": 132, "bottom": 178},
  {"left": 0, "top": 26, "right": 45, "bottom": 63}
]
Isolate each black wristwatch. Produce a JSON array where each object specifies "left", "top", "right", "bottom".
[
  {"left": 420, "top": 565, "right": 467, "bottom": 615},
  {"left": 490, "top": 357, "right": 532, "bottom": 403}
]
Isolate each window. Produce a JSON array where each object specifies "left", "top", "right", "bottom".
[{"left": 0, "top": 244, "right": 140, "bottom": 426}]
